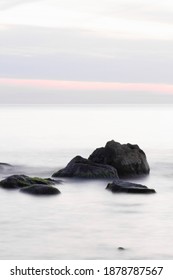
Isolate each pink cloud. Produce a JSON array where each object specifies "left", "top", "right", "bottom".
[{"left": 0, "top": 78, "right": 173, "bottom": 94}]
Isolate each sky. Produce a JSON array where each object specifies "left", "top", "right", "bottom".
[{"left": 0, "top": 0, "right": 173, "bottom": 103}]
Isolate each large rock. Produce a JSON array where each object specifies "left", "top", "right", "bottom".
[
  {"left": 52, "top": 155, "right": 119, "bottom": 179},
  {"left": 0, "top": 174, "right": 61, "bottom": 189},
  {"left": 106, "top": 179, "right": 156, "bottom": 194},
  {"left": 89, "top": 140, "right": 150, "bottom": 177},
  {"left": 20, "top": 184, "right": 61, "bottom": 196}
]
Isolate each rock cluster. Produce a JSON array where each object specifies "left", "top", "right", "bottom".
[
  {"left": 53, "top": 140, "right": 150, "bottom": 179},
  {"left": 0, "top": 140, "right": 156, "bottom": 195},
  {"left": 0, "top": 175, "right": 61, "bottom": 196},
  {"left": 52, "top": 140, "right": 155, "bottom": 195}
]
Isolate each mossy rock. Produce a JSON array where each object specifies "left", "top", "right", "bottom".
[{"left": 0, "top": 175, "right": 61, "bottom": 189}]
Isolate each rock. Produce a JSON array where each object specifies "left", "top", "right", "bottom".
[
  {"left": 0, "top": 162, "right": 12, "bottom": 172},
  {"left": 118, "top": 247, "right": 125, "bottom": 250},
  {"left": 106, "top": 179, "right": 156, "bottom": 194},
  {"left": 20, "top": 184, "right": 61, "bottom": 195},
  {"left": 0, "top": 162, "right": 12, "bottom": 167},
  {"left": 52, "top": 155, "right": 119, "bottom": 179},
  {"left": 0, "top": 174, "right": 61, "bottom": 189},
  {"left": 89, "top": 140, "right": 150, "bottom": 177}
]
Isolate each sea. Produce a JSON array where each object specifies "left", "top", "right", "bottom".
[{"left": 0, "top": 104, "right": 173, "bottom": 260}]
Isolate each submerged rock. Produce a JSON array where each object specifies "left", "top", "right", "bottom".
[
  {"left": 118, "top": 247, "right": 125, "bottom": 251},
  {"left": 0, "top": 162, "right": 12, "bottom": 167},
  {"left": 0, "top": 174, "right": 61, "bottom": 189},
  {"left": 52, "top": 155, "right": 119, "bottom": 179},
  {"left": 0, "top": 162, "right": 12, "bottom": 172},
  {"left": 89, "top": 140, "right": 150, "bottom": 177},
  {"left": 20, "top": 184, "right": 61, "bottom": 196},
  {"left": 106, "top": 179, "right": 156, "bottom": 194}
]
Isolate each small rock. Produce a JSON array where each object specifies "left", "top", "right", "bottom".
[
  {"left": 20, "top": 184, "right": 61, "bottom": 195},
  {"left": 0, "top": 174, "right": 61, "bottom": 189},
  {"left": 0, "top": 162, "right": 12, "bottom": 167},
  {"left": 106, "top": 179, "right": 156, "bottom": 194},
  {"left": 118, "top": 247, "right": 125, "bottom": 250},
  {"left": 0, "top": 162, "right": 12, "bottom": 172}
]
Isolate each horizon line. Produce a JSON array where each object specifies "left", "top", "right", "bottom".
[{"left": 0, "top": 78, "right": 173, "bottom": 94}]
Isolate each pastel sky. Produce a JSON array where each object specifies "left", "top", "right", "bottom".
[{"left": 0, "top": 0, "right": 173, "bottom": 103}]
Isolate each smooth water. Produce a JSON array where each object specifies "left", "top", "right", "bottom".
[{"left": 0, "top": 105, "right": 173, "bottom": 260}]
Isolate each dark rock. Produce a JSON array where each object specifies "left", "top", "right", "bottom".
[
  {"left": 52, "top": 155, "right": 119, "bottom": 179},
  {"left": 0, "top": 174, "right": 61, "bottom": 189},
  {"left": 20, "top": 184, "right": 61, "bottom": 196},
  {"left": 106, "top": 179, "right": 156, "bottom": 194},
  {"left": 0, "top": 162, "right": 12, "bottom": 167},
  {"left": 0, "top": 162, "right": 12, "bottom": 172},
  {"left": 89, "top": 140, "right": 150, "bottom": 177},
  {"left": 118, "top": 247, "right": 125, "bottom": 250}
]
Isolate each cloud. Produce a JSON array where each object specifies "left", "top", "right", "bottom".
[
  {"left": 0, "top": 0, "right": 22, "bottom": 10},
  {"left": 0, "top": 0, "right": 40, "bottom": 11},
  {"left": 1, "top": 0, "right": 173, "bottom": 39},
  {"left": 0, "top": 1, "right": 173, "bottom": 105},
  {"left": 101, "top": 0, "right": 173, "bottom": 24},
  {"left": 0, "top": 91, "right": 171, "bottom": 104},
  {"left": 0, "top": 79, "right": 173, "bottom": 104},
  {"left": 1, "top": 78, "right": 173, "bottom": 94},
  {"left": 0, "top": 25, "right": 173, "bottom": 84}
]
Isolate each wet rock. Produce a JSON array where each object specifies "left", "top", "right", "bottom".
[
  {"left": 52, "top": 155, "right": 119, "bottom": 179},
  {"left": 106, "top": 179, "right": 156, "bottom": 194},
  {"left": 89, "top": 140, "right": 150, "bottom": 177},
  {"left": 0, "top": 174, "right": 61, "bottom": 189},
  {"left": 20, "top": 184, "right": 61, "bottom": 196}
]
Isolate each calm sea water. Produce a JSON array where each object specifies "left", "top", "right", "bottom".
[{"left": 0, "top": 105, "right": 173, "bottom": 260}]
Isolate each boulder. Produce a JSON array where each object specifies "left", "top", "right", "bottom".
[
  {"left": 20, "top": 184, "right": 61, "bottom": 196},
  {"left": 0, "top": 174, "right": 61, "bottom": 189},
  {"left": 52, "top": 155, "right": 119, "bottom": 179},
  {"left": 106, "top": 179, "right": 156, "bottom": 194},
  {"left": 89, "top": 140, "right": 150, "bottom": 177}
]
